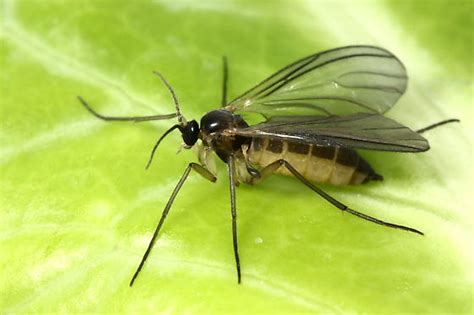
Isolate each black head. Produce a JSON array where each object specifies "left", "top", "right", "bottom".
[{"left": 179, "top": 120, "right": 199, "bottom": 146}]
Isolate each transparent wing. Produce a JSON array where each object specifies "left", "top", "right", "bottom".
[
  {"left": 226, "top": 46, "right": 408, "bottom": 117},
  {"left": 227, "top": 113, "right": 429, "bottom": 152}
]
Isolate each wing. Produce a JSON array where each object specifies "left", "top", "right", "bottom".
[
  {"left": 227, "top": 113, "right": 429, "bottom": 152},
  {"left": 226, "top": 46, "right": 408, "bottom": 117}
]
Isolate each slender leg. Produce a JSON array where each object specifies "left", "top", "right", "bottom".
[
  {"left": 416, "top": 119, "right": 460, "bottom": 134},
  {"left": 129, "top": 163, "right": 217, "bottom": 287},
  {"left": 227, "top": 155, "right": 241, "bottom": 283},
  {"left": 252, "top": 159, "right": 423, "bottom": 235},
  {"left": 77, "top": 96, "right": 177, "bottom": 122},
  {"left": 249, "top": 160, "right": 281, "bottom": 185},
  {"left": 221, "top": 56, "right": 228, "bottom": 107}
]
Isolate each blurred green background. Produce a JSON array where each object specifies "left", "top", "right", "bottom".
[{"left": 1, "top": 0, "right": 472, "bottom": 314}]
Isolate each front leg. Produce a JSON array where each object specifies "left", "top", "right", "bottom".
[{"left": 130, "top": 163, "right": 217, "bottom": 287}]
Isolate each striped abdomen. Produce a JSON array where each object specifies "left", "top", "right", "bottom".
[{"left": 247, "top": 138, "right": 382, "bottom": 185}]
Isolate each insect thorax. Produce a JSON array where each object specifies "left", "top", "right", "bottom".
[{"left": 199, "top": 109, "right": 250, "bottom": 162}]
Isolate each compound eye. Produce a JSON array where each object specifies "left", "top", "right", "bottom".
[{"left": 182, "top": 120, "right": 199, "bottom": 146}]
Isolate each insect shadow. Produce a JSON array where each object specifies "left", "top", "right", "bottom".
[{"left": 78, "top": 46, "right": 459, "bottom": 286}]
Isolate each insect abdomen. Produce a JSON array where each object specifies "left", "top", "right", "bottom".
[{"left": 247, "top": 138, "right": 382, "bottom": 185}]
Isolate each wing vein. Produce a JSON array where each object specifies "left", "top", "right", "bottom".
[
  {"left": 261, "top": 54, "right": 396, "bottom": 98},
  {"left": 227, "top": 45, "right": 408, "bottom": 117},
  {"left": 261, "top": 96, "right": 378, "bottom": 113}
]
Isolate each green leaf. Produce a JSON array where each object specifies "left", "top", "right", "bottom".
[{"left": 1, "top": 0, "right": 472, "bottom": 313}]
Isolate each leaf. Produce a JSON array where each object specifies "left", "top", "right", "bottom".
[{"left": 1, "top": 0, "right": 472, "bottom": 314}]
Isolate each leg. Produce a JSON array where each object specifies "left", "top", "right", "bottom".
[
  {"left": 416, "top": 119, "right": 460, "bottom": 134},
  {"left": 249, "top": 159, "right": 281, "bottom": 185},
  {"left": 227, "top": 155, "right": 241, "bottom": 283},
  {"left": 129, "top": 163, "right": 216, "bottom": 287},
  {"left": 221, "top": 56, "right": 228, "bottom": 107},
  {"left": 252, "top": 159, "right": 423, "bottom": 235}
]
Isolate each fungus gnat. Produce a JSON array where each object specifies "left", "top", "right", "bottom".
[{"left": 78, "top": 46, "right": 459, "bottom": 286}]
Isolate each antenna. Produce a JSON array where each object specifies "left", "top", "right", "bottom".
[{"left": 153, "top": 71, "right": 187, "bottom": 126}]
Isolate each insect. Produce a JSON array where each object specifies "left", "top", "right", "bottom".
[{"left": 78, "top": 45, "right": 459, "bottom": 286}]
